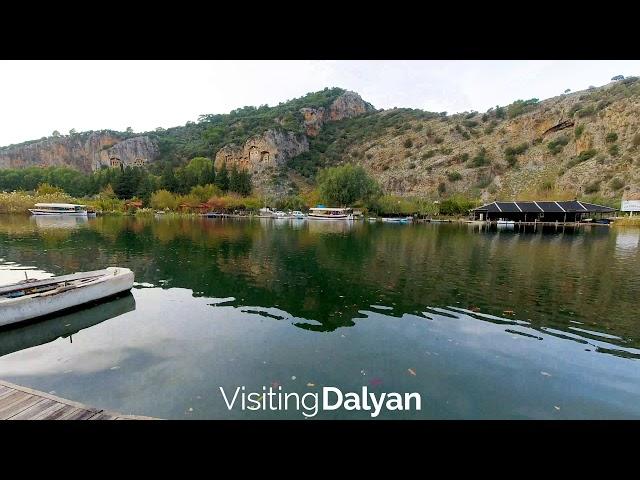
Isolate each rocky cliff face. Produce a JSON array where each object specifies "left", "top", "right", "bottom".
[
  {"left": 0, "top": 133, "right": 159, "bottom": 173},
  {"left": 300, "top": 90, "right": 373, "bottom": 137},
  {"left": 214, "top": 129, "right": 309, "bottom": 190},
  {"left": 214, "top": 91, "right": 373, "bottom": 194},
  {"left": 336, "top": 80, "right": 640, "bottom": 201}
]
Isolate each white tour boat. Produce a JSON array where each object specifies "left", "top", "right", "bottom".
[
  {"left": 28, "top": 203, "right": 89, "bottom": 217},
  {"left": 307, "top": 207, "right": 354, "bottom": 220},
  {"left": 0, "top": 267, "right": 135, "bottom": 327}
]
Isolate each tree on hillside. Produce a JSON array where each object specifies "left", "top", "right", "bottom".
[
  {"left": 161, "top": 165, "right": 178, "bottom": 192},
  {"left": 229, "top": 165, "right": 239, "bottom": 193},
  {"left": 216, "top": 163, "right": 229, "bottom": 192},
  {"left": 611, "top": 75, "right": 624, "bottom": 81},
  {"left": 52, "top": 130, "right": 61, "bottom": 137},
  {"left": 317, "top": 164, "right": 380, "bottom": 207}
]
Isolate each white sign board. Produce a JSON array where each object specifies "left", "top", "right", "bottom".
[{"left": 621, "top": 200, "right": 640, "bottom": 212}]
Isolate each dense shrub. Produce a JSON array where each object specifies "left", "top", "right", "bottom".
[
  {"left": 470, "top": 148, "right": 490, "bottom": 167},
  {"left": 547, "top": 136, "right": 570, "bottom": 155},
  {"left": 576, "top": 106, "right": 595, "bottom": 118},
  {"left": 504, "top": 142, "right": 528, "bottom": 166},
  {"left": 422, "top": 150, "right": 437, "bottom": 160},
  {"left": 608, "top": 144, "right": 620, "bottom": 156},
  {"left": 584, "top": 181, "right": 601, "bottom": 194},
  {"left": 574, "top": 125, "right": 585, "bottom": 138},
  {"left": 447, "top": 171, "right": 462, "bottom": 182},
  {"left": 566, "top": 149, "right": 597, "bottom": 168},
  {"left": 437, "top": 197, "right": 477, "bottom": 216},
  {"left": 605, "top": 132, "right": 618, "bottom": 143},
  {"left": 609, "top": 178, "right": 625, "bottom": 190},
  {"left": 403, "top": 138, "right": 413, "bottom": 148},
  {"left": 506, "top": 98, "right": 539, "bottom": 119}
]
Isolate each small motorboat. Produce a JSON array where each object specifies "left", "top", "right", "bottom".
[
  {"left": 382, "top": 217, "right": 413, "bottom": 223},
  {"left": 0, "top": 267, "right": 135, "bottom": 327},
  {"left": 290, "top": 211, "right": 306, "bottom": 219},
  {"left": 496, "top": 219, "right": 515, "bottom": 228}
]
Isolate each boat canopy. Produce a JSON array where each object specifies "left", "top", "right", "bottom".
[{"left": 34, "top": 203, "right": 87, "bottom": 209}]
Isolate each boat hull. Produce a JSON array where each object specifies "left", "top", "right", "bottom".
[
  {"left": 307, "top": 215, "right": 352, "bottom": 220},
  {"left": 0, "top": 267, "right": 135, "bottom": 327},
  {"left": 28, "top": 210, "right": 88, "bottom": 217}
]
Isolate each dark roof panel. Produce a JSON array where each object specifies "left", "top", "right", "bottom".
[
  {"left": 472, "top": 200, "right": 616, "bottom": 214},
  {"left": 496, "top": 202, "right": 522, "bottom": 213},
  {"left": 514, "top": 202, "right": 543, "bottom": 212},
  {"left": 561, "top": 200, "right": 587, "bottom": 212},
  {"left": 536, "top": 201, "right": 564, "bottom": 212},
  {"left": 579, "top": 202, "right": 616, "bottom": 212}
]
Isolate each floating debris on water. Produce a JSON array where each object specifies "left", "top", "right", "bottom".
[
  {"left": 307, "top": 383, "right": 315, "bottom": 387},
  {"left": 291, "top": 376, "right": 296, "bottom": 380},
  {"left": 554, "top": 406, "right": 561, "bottom": 411},
  {"left": 408, "top": 368, "right": 417, "bottom": 376},
  {"left": 541, "top": 371, "right": 552, "bottom": 377},
  {"left": 503, "top": 310, "right": 515, "bottom": 315}
]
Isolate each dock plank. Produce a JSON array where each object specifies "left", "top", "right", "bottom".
[
  {"left": 0, "top": 396, "right": 45, "bottom": 420},
  {"left": 0, "top": 379, "right": 157, "bottom": 420},
  {"left": 8, "top": 399, "right": 58, "bottom": 420},
  {"left": 0, "top": 391, "right": 30, "bottom": 411}
]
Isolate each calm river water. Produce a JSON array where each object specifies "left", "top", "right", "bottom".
[{"left": 0, "top": 214, "right": 639, "bottom": 419}]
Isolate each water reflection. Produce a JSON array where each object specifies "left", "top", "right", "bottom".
[
  {"left": 0, "top": 215, "right": 639, "bottom": 350},
  {"left": 32, "top": 215, "right": 89, "bottom": 230},
  {"left": 0, "top": 293, "right": 136, "bottom": 357},
  {"left": 615, "top": 229, "right": 640, "bottom": 259},
  {"left": 0, "top": 220, "right": 639, "bottom": 419}
]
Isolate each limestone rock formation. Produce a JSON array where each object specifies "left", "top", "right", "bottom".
[
  {"left": 97, "top": 136, "right": 159, "bottom": 170},
  {"left": 214, "top": 129, "right": 309, "bottom": 184},
  {"left": 0, "top": 133, "right": 159, "bottom": 173},
  {"left": 300, "top": 91, "right": 373, "bottom": 136}
]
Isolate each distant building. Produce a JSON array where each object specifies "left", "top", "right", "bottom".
[{"left": 471, "top": 200, "right": 616, "bottom": 222}]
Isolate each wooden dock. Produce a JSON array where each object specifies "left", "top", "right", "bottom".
[{"left": 0, "top": 379, "right": 156, "bottom": 420}]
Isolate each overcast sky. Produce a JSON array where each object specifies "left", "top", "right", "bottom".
[{"left": 1, "top": 60, "right": 638, "bottom": 147}]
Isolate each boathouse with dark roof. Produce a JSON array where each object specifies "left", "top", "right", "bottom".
[{"left": 470, "top": 200, "right": 616, "bottom": 222}]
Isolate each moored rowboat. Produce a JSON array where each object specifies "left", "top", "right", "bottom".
[{"left": 0, "top": 267, "right": 135, "bottom": 327}]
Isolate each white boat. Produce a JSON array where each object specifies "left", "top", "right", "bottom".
[
  {"left": 28, "top": 203, "right": 89, "bottom": 216},
  {"left": 496, "top": 219, "right": 515, "bottom": 228},
  {"left": 307, "top": 207, "right": 354, "bottom": 220},
  {"left": 0, "top": 267, "right": 135, "bottom": 327},
  {"left": 273, "top": 210, "right": 288, "bottom": 218},
  {"left": 382, "top": 217, "right": 413, "bottom": 223},
  {"left": 290, "top": 211, "right": 306, "bottom": 219}
]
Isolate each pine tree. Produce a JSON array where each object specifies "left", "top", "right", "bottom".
[
  {"left": 229, "top": 165, "right": 239, "bottom": 193},
  {"left": 216, "top": 163, "right": 229, "bottom": 192},
  {"left": 161, "top": 165, "right": 178, "bottom": 192}
]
